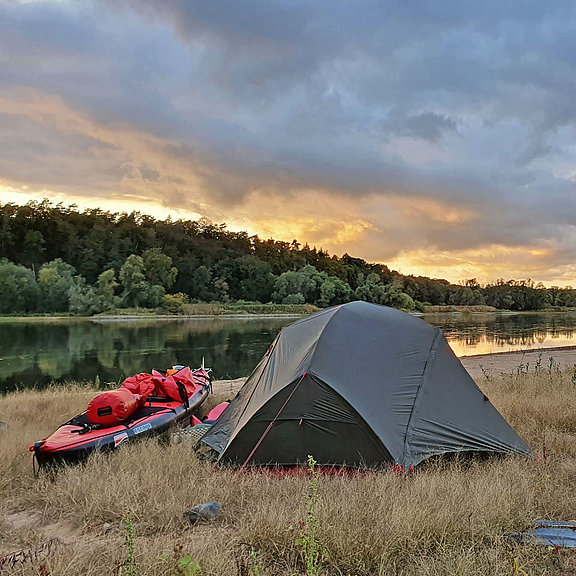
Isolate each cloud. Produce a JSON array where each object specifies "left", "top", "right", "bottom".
[{"left": 1, "top": 0, "right": 576, "bottom": 283}]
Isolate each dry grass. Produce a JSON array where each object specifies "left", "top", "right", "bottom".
[
  {"left": 422, "top": 305, "right": 498, "bottom": 313},
  {"left": 2, "top": 367, "right": 576, "bottom": 575}
]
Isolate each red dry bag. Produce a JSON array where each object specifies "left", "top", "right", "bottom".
[{"left": 86, "top": 388, "right": 141, "bottom": 426}]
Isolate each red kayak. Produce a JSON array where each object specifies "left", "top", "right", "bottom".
[{"left": 31, "top": 365, "right": 211, "bottom": 467}]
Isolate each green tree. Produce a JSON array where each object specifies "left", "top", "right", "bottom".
[
  {"left": 38, "top": 259, "right": 76, "bottom": 312},
  {"left": 23, "top": 229, "right": 45, "bottom": 269},
  {"left": 0, "top": 259, "right": 39, "bottom": 313},
  {"left": 355, "top": 273, "right": 415, "bottom": 310},
  {"left": 380, "top": 284, "right": 415, "bottom": 310},
  {"left": 272, "top": 265, "right": 352, "bottom": 307},
  {"left": 272, "top": 265, "right": 324, "bottom": 305},
  {"left": 68, "top": 275, "right": 99, "bottom": 315},
  {"left": 145, "top": 283, "right": 166, "bottom": 307},
  {"left": 119, "top": 254, "right": 149, "bottom": 308},
  {"left": 119, "top": 254, "right": 167, "bottom": 308},
  {"left": 237, "top": 256, "right": 275, "bottom": 302},
  {"left": 191, "top": 265, "right": 213, "bottom": 301},
  {"left": 142, "top": 248, "right": 177, "bottom": 290},
  {"left": 318, "top": 275, "right": 353, "bottom": 307},
  {"left": 283, "top": 292, "right": 305, "bottom": 304},
  {"left": 162, "top": 292, "right": 189, "bottom": 314},
  {"left": 213, "top": 277, "right": 230, "bottom": 303},
  {"left": 96, "top": 269, "right": 119, "bottom": 311},
  {"left": 448, "top": 286, "right": 486, "bottom": 306}
]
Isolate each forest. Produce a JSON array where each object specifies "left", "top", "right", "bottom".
[{"left": 1, "top": 200, "right": 575, "bottom": 315}]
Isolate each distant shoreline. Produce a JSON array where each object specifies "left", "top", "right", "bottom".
[{"left": 1, "top": 305, "right": 576, "bottom": 322}]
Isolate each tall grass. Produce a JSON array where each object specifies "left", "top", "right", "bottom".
[
  {"left": 92, "top": 303, "right": 319, "bottom": 318},
  {"left": 1, "top": 366, "right": 576, "bottom": 574}
]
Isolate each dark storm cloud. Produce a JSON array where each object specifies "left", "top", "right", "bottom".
[
  {"left": 2, "top": 0, "right": 576, "bottom": 279},
  {"left": 381, "top": 110, "right": 459, "bottom": 143}
]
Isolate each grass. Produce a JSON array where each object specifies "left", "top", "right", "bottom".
[
  {"left": 92, "top": 303, "right": 320, "bottom": 318},
  {"left": 423, "top": 305, "right": 498, "bottom": 313},
  {"left": 0, "top": 303, "right": 319, "bottom": 322},
  {"left": 180, "top": 302, "right": 320, "bottom": 316},
  {"left": 1, "top": 366, "right": 576, "bottom": 574}
]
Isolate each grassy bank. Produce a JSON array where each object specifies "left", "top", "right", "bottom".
[
  {"left": 423, "top": 305, "right": 498, "bottom": 313},
  {"left": 1, "top": 366, "right": 576, "bottom": 575},
  {"left": 0, "top": 303, "right": 320, "bottom": 322},
  {"left": 179, "top": 302, "right": 320, "bottom": 316},
  {"left": 93, "top": 302, "right": 320, "bottom": 317}
]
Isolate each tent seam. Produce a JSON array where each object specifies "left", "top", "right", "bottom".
[
  {"left": 401, "top": 328, "right": 442, "bottom": 467},
  {"left": 305, "top": 304, "right": 346, "bottom": 372},
  {"left": 287, "top": 304, "right": 343, "bottom": 329},
  {"left": 218, "top": 333, "right": 281, "bottom": 459},
  {"left": 219, "top": 308, "right": 340, "bottom": 458},
  {"left": 307, "top": 373, "right": 393, "bottom": 464}
]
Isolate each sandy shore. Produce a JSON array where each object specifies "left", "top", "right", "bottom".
[
  {"left": 460, "top": 346, "right": 576, "bottom": 380},
  {"left": 211, "top": 346, "right": 576, "bottom": 396}
]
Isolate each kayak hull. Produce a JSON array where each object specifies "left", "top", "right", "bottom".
[{"left": 32, "top": 386, "right": 209, "bottom": 467}]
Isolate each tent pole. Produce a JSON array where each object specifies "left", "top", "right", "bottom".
[{"left": 236, "top": 374, "right": 306, "bottom": 475}]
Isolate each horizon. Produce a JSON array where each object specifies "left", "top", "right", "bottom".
[{"left": 2, "top": 2, "right": 576, "bottom": 286}]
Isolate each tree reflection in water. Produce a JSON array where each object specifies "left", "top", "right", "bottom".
[
  {"left": 2, "top": 312, "right": 576, "bottom": 392},
  {"left": 0, "top": 318, "right": 289, "bottom": 392}
]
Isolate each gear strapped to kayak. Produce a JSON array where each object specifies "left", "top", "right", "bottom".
[
  {"left": 30, "top": 364, "right": 212, "bottom": 468},
  {"left": 86, "top": 388, "right": 144, "bottom": 426}
]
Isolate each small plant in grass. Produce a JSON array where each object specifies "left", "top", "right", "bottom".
[
  {"left": 548, "top": 356, "right": 556, "bottom": 376},
  {"left": 236, "top": 543, "right": 265, "bottom": 576},
  {"left": 534, "top": 351, "right": 543, "bottom": 373},
  {"left": 119, "top": 511, "right": 138, "bottom": 576},
  {"left": 513, "top": 557, "right": 532, "bottom": 576},
  {"left": 248, "top": 546, "right": 264, "bottom": 576},
  {"left": 478, "top": 363, "right": 491, "bottom": 382},
  {"left": 177, "top": 554, "right": 202, "bottom": 575},
  {"left": 295, "top": 455, "right": 324, "bottom": 576}
]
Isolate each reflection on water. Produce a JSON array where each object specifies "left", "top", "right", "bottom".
[
  {"left": 424, "top": 312, "right": 576, "bottom": 357},
  {"left": 0, "top": 317, "right": 291, "bottom": 393},
  {"left": 2, "top": 312, "right": 576, "bottom": 391}
]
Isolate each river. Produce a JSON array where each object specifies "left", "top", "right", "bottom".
[{"left": 2, "top": 311, "right": 576, "bottom": 392}]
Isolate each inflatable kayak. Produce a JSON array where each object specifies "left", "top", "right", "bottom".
[{"left": 31, "top": 365, "right": 211, "bottom": 467}]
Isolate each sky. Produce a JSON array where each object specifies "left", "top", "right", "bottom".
[{"left": 1, "top": 1, "right": 576, "bottom": 285}]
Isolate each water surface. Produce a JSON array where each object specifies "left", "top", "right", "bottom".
[{"left": 2, "top": 311, "right": 576, "bottom": 392}]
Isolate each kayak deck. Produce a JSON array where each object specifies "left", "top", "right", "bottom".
[{"left": 32, "top": 380, "right": 210, "bottom": 466}]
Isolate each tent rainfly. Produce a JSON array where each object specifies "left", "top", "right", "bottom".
[{"left": 201, "top": 301, "right": 531, "bottom": 469}]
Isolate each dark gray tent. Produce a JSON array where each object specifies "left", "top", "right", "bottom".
[{"left": 201, "top": 301, "right": 531, "bottom": 469}]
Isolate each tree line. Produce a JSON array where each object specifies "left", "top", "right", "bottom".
[{"left": 0, "top": 200, "right": 574, "bottom": 314}]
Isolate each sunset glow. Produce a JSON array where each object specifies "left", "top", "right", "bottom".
[{"left": 1, "top": 1, "right": 576, "bottom": 285}]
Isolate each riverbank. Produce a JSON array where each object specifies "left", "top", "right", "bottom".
[
  {"left": 4, "top": 304, "right": 576, "bottom": 322},
  {"left": 462, "top": 345, "right": 576, "bottom": 381},
  {"left": 0, "top": 303, "right": 320, "bottom": 322},
  {"left": 2, "top": 363, "right": 576, "bottom": 574}
]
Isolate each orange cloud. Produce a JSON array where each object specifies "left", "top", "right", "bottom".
[
  {"left": 387, "top": 243, "right": 571, "bottom": 286},
  {"left": 227, "top": 188, "right": 375, "bottom": 247},
  {"left": 0, "top": 87, "right": 209, "bottom": 209}
]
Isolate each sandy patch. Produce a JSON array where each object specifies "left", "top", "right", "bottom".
[{"left": 461, "top": 346, "right": 576, "bottom": 381}]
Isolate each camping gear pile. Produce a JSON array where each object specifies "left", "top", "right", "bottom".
[
  {"left": 201, "top": 301, "right": 531, "bottom": 470},
  {"left": 31, "top": 365, "right": 211, "bottom": 467}
]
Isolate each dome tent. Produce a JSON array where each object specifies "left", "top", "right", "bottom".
[{"left": 201, "top": 301, "right": 531, "bottom": 469}]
